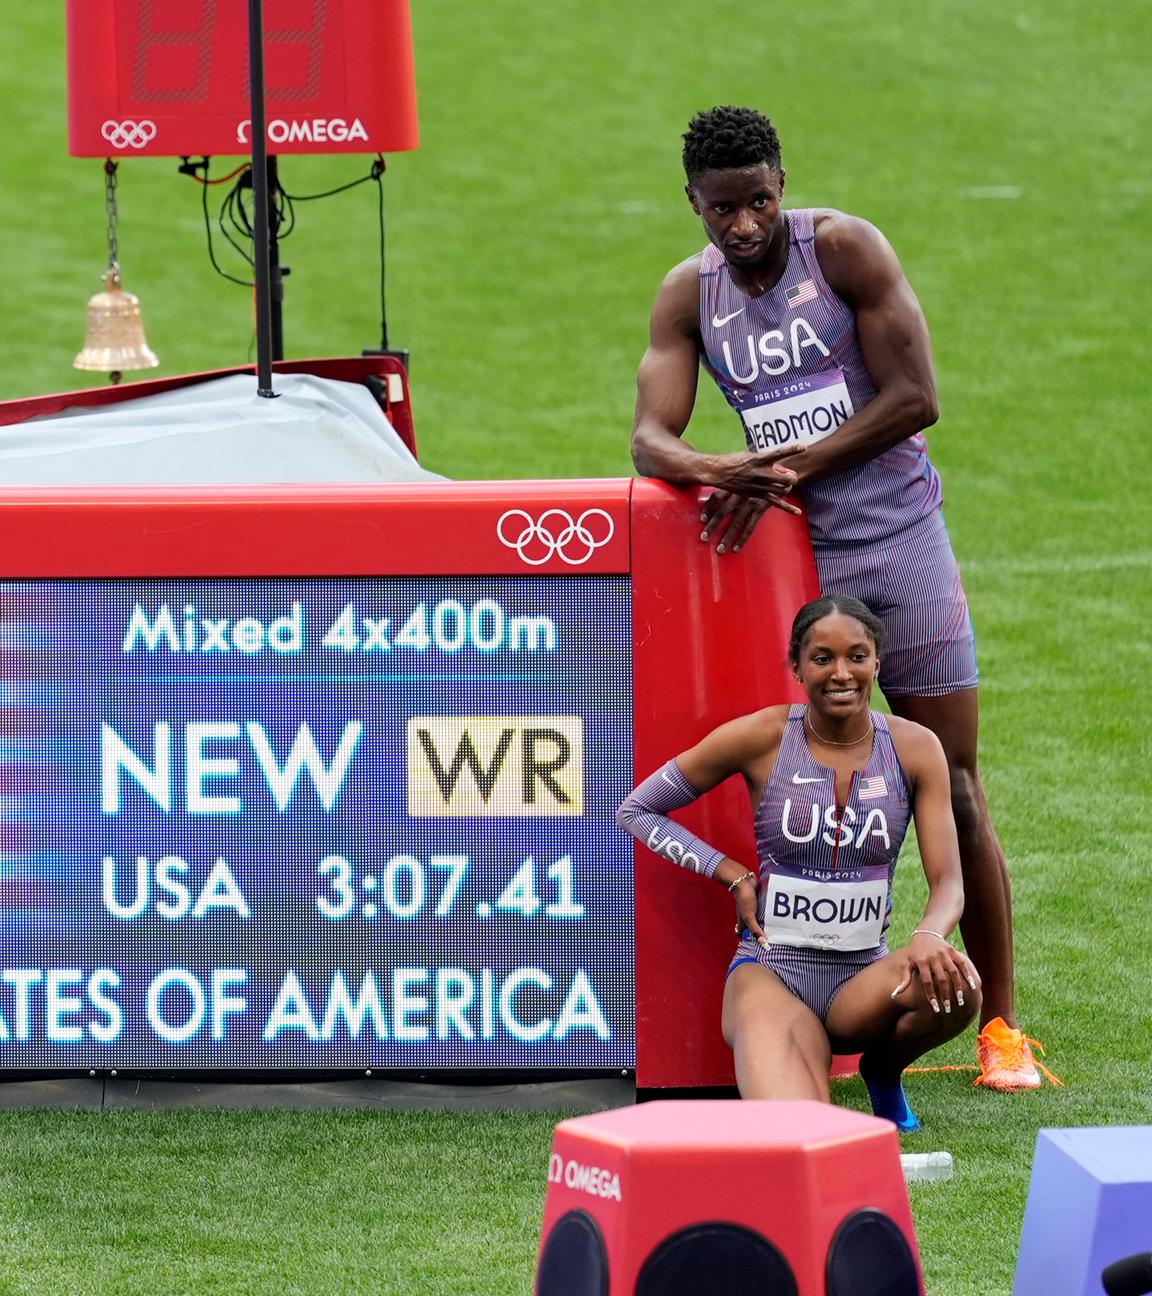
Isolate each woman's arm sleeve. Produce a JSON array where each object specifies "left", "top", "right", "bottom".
[{"left": 615, "top": 760, "right": 728, "bottom": 879}]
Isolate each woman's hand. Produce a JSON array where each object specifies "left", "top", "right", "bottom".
[
  {"left": 730, "top": 873, "right": 769, "bottom": 949},
  {"left": 889, "top": 931, "right": 980, "bottom": 1014}
]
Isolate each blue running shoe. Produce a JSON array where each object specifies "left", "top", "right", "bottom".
[{"left": 865, "top": 1078, "right": 921, "bottom": 1133}]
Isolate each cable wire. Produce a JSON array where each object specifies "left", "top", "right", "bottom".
[
  {"left": 180, "top": 152, "right": 389, "bottom": 341},
  {"left": 187, "top": 157, "right": 254, "bottom": 287}
]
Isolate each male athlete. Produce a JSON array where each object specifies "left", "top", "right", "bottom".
[{"left": 630, "top": 105, "right": 1056, "bottom": 1090}]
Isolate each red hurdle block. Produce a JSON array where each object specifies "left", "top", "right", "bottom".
[
  {"left": 831, "top": 1053, "right": 862, "bottom": 1079},
  {"left": 535, "top": 1100, "right": 923, "bottom": 1296}
]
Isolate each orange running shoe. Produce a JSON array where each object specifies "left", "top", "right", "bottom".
[{"left": 974, "top": 1017, "right": 1063, "bottom": 1090}]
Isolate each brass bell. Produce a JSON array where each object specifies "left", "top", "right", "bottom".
[{"left": 74, "top": 267, "right": 159, "bottom": 383}]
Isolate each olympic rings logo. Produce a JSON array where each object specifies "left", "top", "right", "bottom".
[
  {"left": 496, "top": 508, "right": 615, "bottom": 566},
  {"left": 101, "top": 120, "right": 158, "bottom": 149}
]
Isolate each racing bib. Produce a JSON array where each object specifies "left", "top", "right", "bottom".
[
  {"left": 761, "top": 872, "right": 887, "bottom": 951},
  {"left": 741, "top": 368, "right": 855, "bottom": 452}
]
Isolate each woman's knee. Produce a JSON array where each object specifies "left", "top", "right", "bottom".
[
  {"left": 902, "top": 984, "right": 980, "bottom": 1042},
  {"left": 726, "top": 993, "right": 828, "bottom": 1062},
  {"left": 956, "top": 979, "right": 982, "bottom": 1028},
  {"left": 938, "top": 992, "right": 980, "bottom": 1044}
]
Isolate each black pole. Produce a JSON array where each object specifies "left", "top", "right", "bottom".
[
  {"left": 246, "top": 0, "right": 276, "bottom": 396},
  {"left": 267, "top": 154, "right": 284, "bottom": 361}
]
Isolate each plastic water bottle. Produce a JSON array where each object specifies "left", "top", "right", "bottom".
[{"left": 900, "top": 1151, "right": 953, "bottom": 1182}]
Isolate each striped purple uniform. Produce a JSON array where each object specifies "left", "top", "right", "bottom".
[
  {"left": 729, "top": 706, "right": 912, "bottom": 1019},
  {"left": 699, "top": 208, "right": 941, "bottom": 548},
  {"left": 698, "top": 208, "right": 977, "bottom": 697},
  {"left": 818, "top": 510, "right": 977, "bottom": 697}
]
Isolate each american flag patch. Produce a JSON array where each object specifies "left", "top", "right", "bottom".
[
  {"left": 785, "top": 279, "right": 818, "bottom": 309},
  {"left": 858, "top": 775, "right": 888, "bottom": 801}
]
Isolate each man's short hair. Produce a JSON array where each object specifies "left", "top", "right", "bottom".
[{"left": 682, "top": 106, "right": 782, "bottom": 182}]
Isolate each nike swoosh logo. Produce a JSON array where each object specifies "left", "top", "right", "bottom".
[
  {"left": 792, "top": 773, "right": 825, "bottom": 784},
  {"left": 711, "top": 307, "right": 745, "bottom": 328},
  {"left": 661, "top": 770, "right": 677, "bottom": 785}
]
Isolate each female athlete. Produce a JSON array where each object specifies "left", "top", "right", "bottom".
[{"left": 617, "top": 595, "right": 981, "bottom": 1129}]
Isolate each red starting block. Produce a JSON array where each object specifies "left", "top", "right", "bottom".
[{"left": 535, "top": 1100, "right": 923, "bottom": 1295}]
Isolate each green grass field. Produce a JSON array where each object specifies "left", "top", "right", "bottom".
[{"left": 2, "top": 1, "right": 1151, "bottom": 1293}]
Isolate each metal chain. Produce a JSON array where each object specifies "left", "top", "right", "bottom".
[{"left": 104, "top": 158, "right": 119, "bottom": 271}]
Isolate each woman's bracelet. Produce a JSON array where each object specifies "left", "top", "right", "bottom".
[
  {"left": 726, "top": 870, "right": 757, "bottom": 894},
  {"left": 911, "top": 928, "right": 950, "bottom": 941}
]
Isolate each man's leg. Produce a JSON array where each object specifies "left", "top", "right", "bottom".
[
  {"left": 818, "top": 512, "right": 1056, "bottom": 1088},
  {"left": 886, "top": 687, "right": 1014, "bottom": 1027},
  {"left": 888, "top": 687, "right": 1058, "bottom": 1090}
]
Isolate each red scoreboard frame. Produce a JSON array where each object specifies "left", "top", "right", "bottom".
[
  {"left": 0, "top": 364, "right": 819, "bottom": 1087},
  {"left": 67, "top": 0, "right": 418, "bottom": 157}
]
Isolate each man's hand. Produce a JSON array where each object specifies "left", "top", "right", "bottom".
[{"left": 700, "top": 447, "right": 804, "bottom": 553}]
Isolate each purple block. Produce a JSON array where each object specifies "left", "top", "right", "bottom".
[{"left": 1014, "top": 1127, "right": 1152, "bottom": 1296}]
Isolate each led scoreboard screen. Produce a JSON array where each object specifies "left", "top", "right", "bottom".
[
  {"left": 0, "top": 575, "right": 633, "bottom": 1073},
  {"left": 67, "top": 0, "right": 418, "bottom": 157}
]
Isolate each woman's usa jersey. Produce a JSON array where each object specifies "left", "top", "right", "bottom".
[{"left": 752, "top": 706, "right": 911, "bottom": 952}]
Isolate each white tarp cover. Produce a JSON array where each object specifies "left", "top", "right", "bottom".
[{"left": 0, "top": 373, "right": 444, "bottom": 485}]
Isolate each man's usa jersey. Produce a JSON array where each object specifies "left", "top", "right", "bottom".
[{"left": 699, "top": 208, "right": 942, "bottom": 548}]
